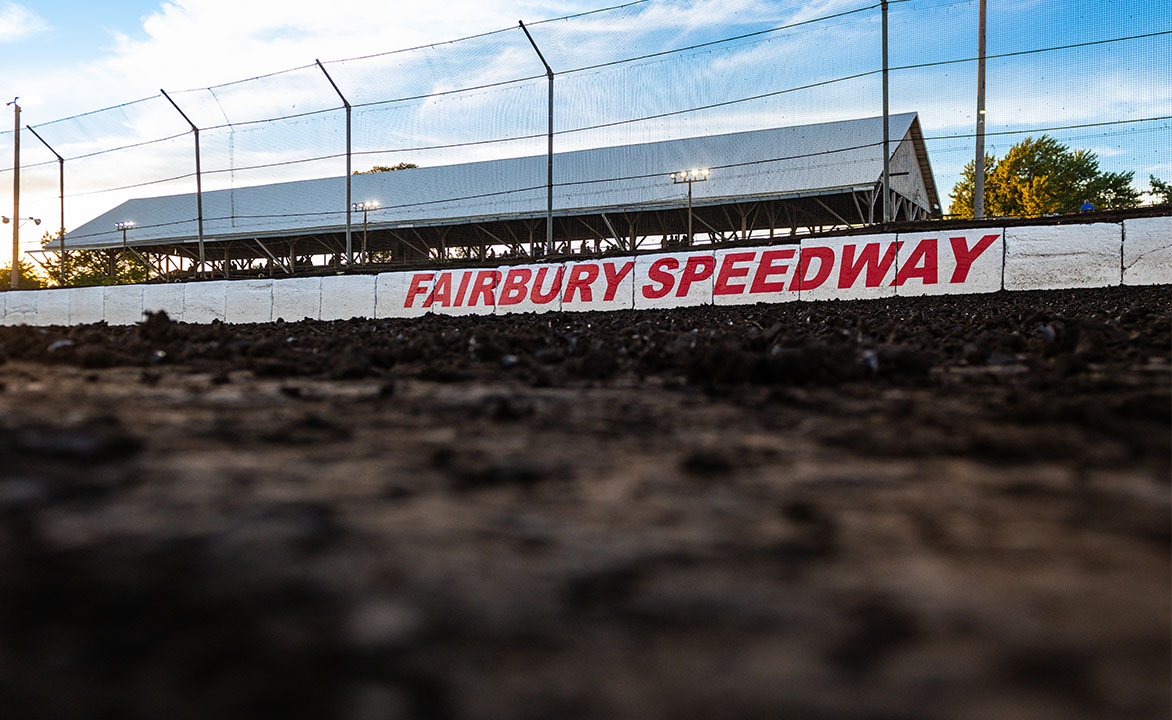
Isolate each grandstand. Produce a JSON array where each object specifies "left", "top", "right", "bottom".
[{"left": 56, "top": 112, "right": 939, "bottom": 277}]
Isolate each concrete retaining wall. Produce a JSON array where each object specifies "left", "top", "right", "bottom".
[{"left": 3, "top": 221, "right": 1168, "bottom": 327}]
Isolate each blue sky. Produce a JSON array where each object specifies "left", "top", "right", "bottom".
[{"left": 0, "top": 0, "right": 1169, "bottom": 266}]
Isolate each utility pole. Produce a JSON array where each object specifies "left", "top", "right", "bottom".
[
  {"left": 519, "top": 20, "right": 554, "bottom": 257},
  {"left": 7, "top": 98, "right": 20, "bottom": 289},
  {"left": 881, "top": 0, "right": 891, "bottom": 224},
  {"left": 974, "top": 0, "right": 988, "bottom": 219}
]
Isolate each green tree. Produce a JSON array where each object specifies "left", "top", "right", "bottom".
[
  {"left": 949, "top": 136, "right": 1141, "bottom": 218},
  {"left": 35, "top": 230, "right": 151, "bottom": 287},
  {"left": 1150, "top": 175, "right": 1172, "bottom": 205},
  {"left": 354, "top": 162, "right": 418, "bottom": 174},
  {"left": 0, "top": 259, "right": 49, "bottom": 291}
]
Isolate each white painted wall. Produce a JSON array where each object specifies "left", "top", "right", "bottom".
[
  {"left": 271, "top": 277, "right": 321, "bottom": 322},
  {"left": 320, "top": 275, "right": 376, "bottom": 321},
  {"left": 1004, "top": 223, "right": 1122, "bottom": 291},
  {"left": 104, "top": 285, "right": 145, "bottom": 326},
  {"left": 70, "top": 286, "right": 105, "bottom": 325},
  {"left": 225, "top": 279, "right": 274, "bottom": 324},
  {"left": 2, "top": 221, "right": 1169, "bottom": 327},
  {"left": 142, "top": 284, "right": 185, "bottom": 320},
  {"left": 182, "top": 281, "right": 229, "bottom": 324},
  {"left": 1123, "top": 216, "right": 1172, "bottom": 286}
]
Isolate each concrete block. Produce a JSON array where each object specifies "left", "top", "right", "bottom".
[
  {"left": 2, "top": 291, "right": 37, "bottom": 326},
  {"left": 493, "top": 263, "right": 564, "bottom": 315},
  {"left": 320, "top": 275, "right": 376, "bottom": 321},
  {"left": 35, "top": 289, "right": 72, "bottom": 326},
  {"left": 142, "top": 284, "right": 185, "bottom": 320},
  {"left": 1004, "top": 223, "right": 1121, "bottom": 291},
  {"left": 1123, "top": 216, "right": 1172, "bottom": 286},
  {"left": 895, "top": 229, "right": 1004, "bottom": 297},
  {"left": 560, "top": 257, "right": 636, "bottom": 313},
  {"left": 182, "top": 281, "right": 229, "bottom": 324},
  {"left": 104, "top": 285, "right": 145, "bottom": 326},
  {"left": 376, "top": 271, "right": 424, "bottom": 319},
  {"left": 799, "top": 234, "right": 899, "bottom": 302},
  {"left": 271, "top": 277, "right": 321, "bottom": 322},
  {"left": 712, "top": 246, "right": 800, "bottom": 306},
  {"left": 225, "top": 279, "right": 273, "bottom": 324},
  {"left": 69, "top": 286, "right": 105, "bottom": 325},
  {"left": 634, "top": 250, "right": 714, "bottom": 310}
]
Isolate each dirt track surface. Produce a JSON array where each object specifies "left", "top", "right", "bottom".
[{"left": 0, "top": 285, "right": 1169, "bottom": 720}]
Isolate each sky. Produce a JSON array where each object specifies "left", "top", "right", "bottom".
[{"left": 0, "top": 0, "right": 1169, "bottom": 267}]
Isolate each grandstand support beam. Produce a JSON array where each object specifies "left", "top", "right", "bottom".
[
  {"left": 519, "top": 20, "right": 554, "bottom": 258},
  {"left": 160, "top": 89, "right": 205, "bottom": 278},
  {"left": 27, "top": 126, "right": 66, "bottom": 286},
  {"left": 881, "top": 0, "right": 891, "bottom": 224},
  {"left": 316, "top": 60, "right": 353, "bottom": 266}
]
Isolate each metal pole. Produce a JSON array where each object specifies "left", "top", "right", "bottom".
[
  {"left": 974, "top": 0, "right": 987, "bottom": 219},
  {"left": 519, "top": 20, "right": 554, "bottom": 257},
  {"left": 8, "top": 99, "right": 19, "bottom": 289},
  {"left": 687, "top": 180, "right": 693, "bottom": 245},
  {"left": 160, "top": 89, "right": 205, "bottom": 277},
  {"left": 317, "top": 60, "right": 352, "bottom": 265},
  {"left": 881, "top": 0, "right": 891, "bottom": 224},
  {"left": 363, "top": 209, "right": 368, "bottom": 264},
  {"left": 28, "top": 126, "right": 65, "bottom": 285}
]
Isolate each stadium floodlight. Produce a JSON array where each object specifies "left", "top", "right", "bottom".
[
  {"left": 115, "top": 220, "right": 135, "bottom": 251},
  {"left": 351, "top": 201, "right": 380, "bottom": 264},
  {"left": 669, "top": 168, "right": 710, "bottom": 246}
]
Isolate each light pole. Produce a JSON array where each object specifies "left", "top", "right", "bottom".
[
  {"left": 670, "top": 168, "right": 710, "bottom": 246},
  {"left": 2, "top": 215, "right": 41, "bottom": 286},
  {"left": 114, "top": 221, "right": 135, "bottom": 284},
  {"left": 352, "top": 201, "right": 379, "bottom": 264}
]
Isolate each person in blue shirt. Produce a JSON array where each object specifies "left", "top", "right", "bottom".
[{"left": 1080, "top": 199, "right": 1095, "bottom": 212}]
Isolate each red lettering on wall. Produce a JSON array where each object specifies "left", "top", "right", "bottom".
[
  {"left": 894, "top": 238, "right": 938, "bottom": 286},
  {"left": 714, "top": 252, "right": 756, "bottom": 295},
  {"left": 562, "top": 264, "right": 600, "bottom": 303},
  {"left": 750, "top": 249, "right": 795, "bottom": 294},
  {"left": 531, "top": 266, "right": 563, "bottom": 305},
  {"left": 424, "top": 272, "right": 452, "bottom": 308},
  {"left": 642, "top": 257, "right": 678, "bottom": 299},
  {"left": 838, "top": 242, "right": 901, "bottom": 289},
  {"left": 950, "top": 234, "right": 1000, "bottom": 284},
  {"left": 405, "top": 273, "right": 433, "bottom": 308},
  {"left": 499, "top": 268, "right": 532, "bottom": 306},
  {"left": 676, "top": 255, "right": 715, "bottom": 297},
  {"left": 454, "top": 271, "right": 472, "bottom": 306},
  {"left": 602, "top": 261, "right": 634, "bottom": 301},
  {"left": 468, "top": 270, "right": 501, "bottom": 306},
  {"left": 790, "top": 246, "right": 834, "bottom": 291}
]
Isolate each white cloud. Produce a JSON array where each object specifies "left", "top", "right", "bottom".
[{"left": 0, "top": 3, "right": 48, "bottom": 43}]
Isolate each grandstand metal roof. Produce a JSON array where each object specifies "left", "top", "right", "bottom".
[{"left": 61, "top": 113, "right": 938, "bottom": 252}]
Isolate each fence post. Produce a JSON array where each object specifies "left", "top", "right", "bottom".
[
  {"left": 160, "top": 89, "right": 205, "bottom": 278},
  {"left": 27, "top": 125, "right": 66, "bottom": 286},
  {"left": 974, "top": 0, "right": 988, "bottom": 219},
  {"left": 881, "top": 0, "right": 891, "bottom": 224},
  {"left": 519, "top": 20, "right": 554, "bottom": 257},
  {"left": 317, "top": 60, "right": 353, "bottom": 266}
]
